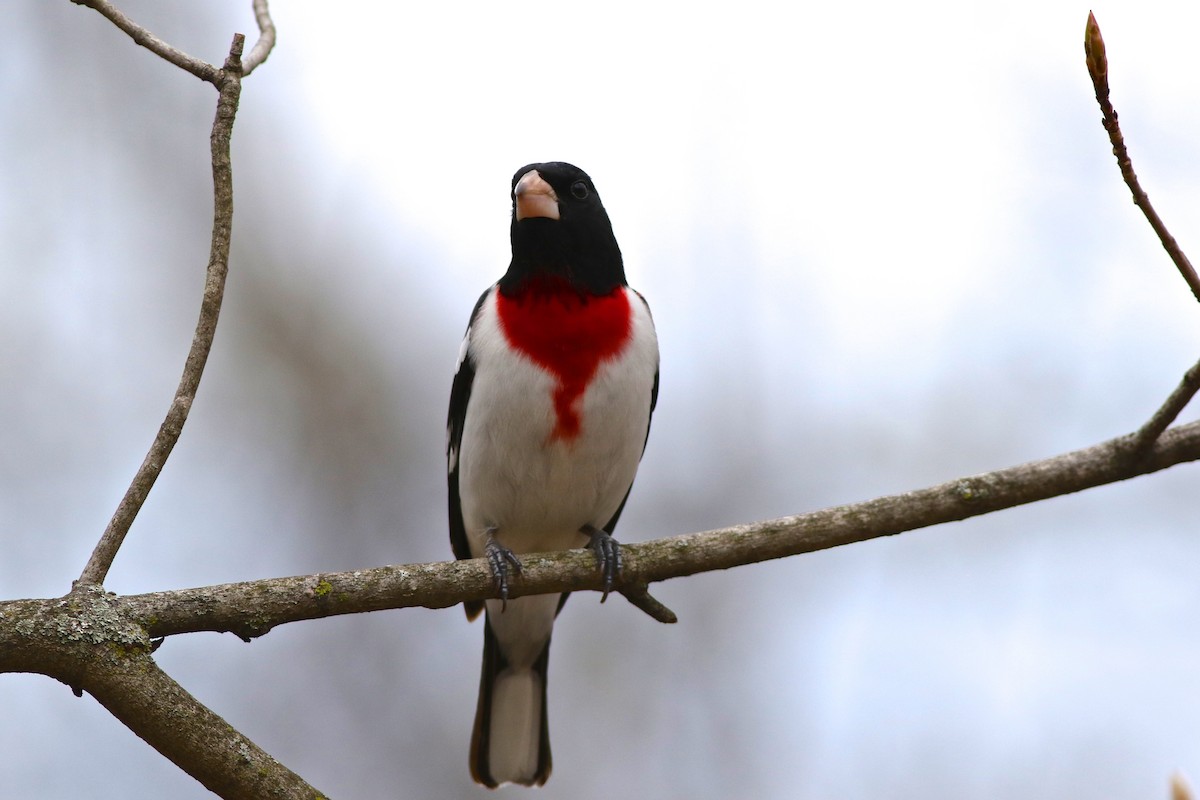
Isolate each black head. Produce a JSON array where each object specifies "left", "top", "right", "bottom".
[{"left": 501, "top": 162, "right": 626, "bottom": 295}]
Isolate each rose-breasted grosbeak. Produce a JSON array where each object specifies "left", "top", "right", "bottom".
[{"left": 446, "top": 162, "right": 659, "bottom": 787}]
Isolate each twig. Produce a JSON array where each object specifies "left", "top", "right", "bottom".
[
  {"left": 242, "top": 0, "right": 276, "bottom": 76},
  {"left": 1126, "top": 356, "right": 1200, "bottom": 457},
  {"left": 69, "top": 0, "right": 220, "bottom": 84},
  {"left": 618, "top": 583, "right": 678, "bottom": 624},
  {"left": 1084, "top": 12, "right": 1200, "bottom": 304},
  {"left": 1173, "top": 772, "right": 1195, "bottom": 800},
  {"left": 77, "top": 35, "right": 245, "bottom": 587},
  {"left": 104, "top": 418, "right": 1200, "bottom": 640},
  {"left": 1086, "top": 14, "right": 1200, "bottom": 455}
]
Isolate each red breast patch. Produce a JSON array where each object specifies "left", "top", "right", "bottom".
[{"left": 496, "top": 277, "right": 632, "bottom": 442}]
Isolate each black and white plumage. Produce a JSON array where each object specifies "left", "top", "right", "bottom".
[{"left": 446, "top": 162, "right": 659, "bottom": 787}]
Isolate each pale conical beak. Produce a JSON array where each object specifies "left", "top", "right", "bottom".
[{"left": 514, "top": 170, "right": 560, "bottom": 221}]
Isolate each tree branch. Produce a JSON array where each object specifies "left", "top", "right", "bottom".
[
  {"left": 0, "top": 588, "right": 327, "bottom": 800},
  {"left": 76, "top": 35, "right": 245, "bottom": 587},
  {"left": 617, "top": 582, "right": 679, "bottom": 623},
  {"left": 69, "top": 0, "right": 220, "bottom": 83},
  {"left": 1126, "top": 355, "right": 1200, "bottom": 456},
  {"left": 88, "top": 651, "right": 322, "bottom": 800},
  {"left": 1085, "top": 12, "right": 1200, "bottom": 304},
  {"left": 100, "top": 417, "right": 1200, "bottom": 641},
  {"left": 242, "top": 0, "right": 276, "bottom": 77},
  {"left": 70, "top": 0, "right": 276, "bottom": 83}
]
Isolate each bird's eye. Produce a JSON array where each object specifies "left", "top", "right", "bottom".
[{"left": 570, "top": 181, "right": 589, "bottom": 200}]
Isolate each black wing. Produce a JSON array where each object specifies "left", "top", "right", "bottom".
[{"left": 448, "top": 288, "right": 491, "bottom": 620}]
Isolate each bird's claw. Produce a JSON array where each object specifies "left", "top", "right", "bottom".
[
  {"left": 582, "top": 524, "right": 622, "bottom": 602},
  {"left": 484, "top": 529, "right": 523, "bottom": 611}
]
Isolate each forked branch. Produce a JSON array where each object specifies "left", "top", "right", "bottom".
[{"left": 74, "top": 2, "right": 277, "bottom": 587}]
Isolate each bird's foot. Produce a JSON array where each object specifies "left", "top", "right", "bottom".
[
  {"left": 581, "top": 524, "right": 622, "bottom": 602},
  {"left": 484, "top": 528, "right": 523, "bottom": 611}
]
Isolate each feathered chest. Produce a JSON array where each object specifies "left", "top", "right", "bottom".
[
  {"left": 493, "top": 278, "right": 632, "bottom": 441},
  {"left": 454, "top": 281, "right": 657, "bottom": 539}
]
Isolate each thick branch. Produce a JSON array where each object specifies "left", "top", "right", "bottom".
[
  {"left": 1085, "top": 12, "right": 1200, "bottom": 304},
  {"left": 88, "top": 651, "right": 321, "bottom": 799},
  {"left": 0, "top": 589, "right": 326, "bottom": 800},
  {"left": 77, "top": 36, "right": 244, "bottom": 587},
  {"left": 112, "top": 418, "right": 1200, "bottom": 640}
]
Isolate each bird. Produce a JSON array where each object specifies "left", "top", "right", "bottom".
[{"left": 446, "top": 162, "right": 659, "bottom": 787}]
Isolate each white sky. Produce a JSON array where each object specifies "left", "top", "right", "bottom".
[
  {"left": 252, "top": 0, "right": 1200, "bottom": 456},
  {"left": 282, "top": 0, "right": 1200, "bottom": 343}
]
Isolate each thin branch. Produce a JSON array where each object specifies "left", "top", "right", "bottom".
[
  {"left": 69, "top": 0, "right": 220, "bottom": 84},
  {"left": 1084, "top": 16, "right": 1200, "bottom": 455},
  {"left": 110, "top": 418, "right": 1200, "bottom": 640},
  {"left": 618, "top": 583, "right": 678, "bottom": 624},
  {"left": 1126, "top": 356, "right": 1200, "bottom": 456},
  {"left": 242, "top": 0, "right": 276, "bottom": 76},
  {"left": 77, "top": 36, "right": 245, "bottom": 587},
  {"left": 71, "top": 0, "right": 275, "bottom": 82},
  {"left": 1085, "top": 11, "right": 1200, "bottom": 304}
]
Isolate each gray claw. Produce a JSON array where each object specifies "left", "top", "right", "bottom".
[
  {"left": 582, "top": 524, "right": 622, "bottom": 602},
  {"left": 484, "top": 528, "right": 523, "bottom": 610}
]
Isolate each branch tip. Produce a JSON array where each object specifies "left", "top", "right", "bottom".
[
  {"left": 1084, "top": 11, "right": 1107, "bottom": 91},
  {"left": 1084, "top": 14, "right": 1200, "bottom": 305},
  {"left": 1173, "top": 772, "right": 1195, "bottom": 800},
  {"left": 220, "top": 33, "right": 246, "bottom": 81},
  {"left": 618, "top": 583, "right": 678, "bottom": 624},
  {"left": 243, "top": 0, "right": 277, "bottom": 76}
]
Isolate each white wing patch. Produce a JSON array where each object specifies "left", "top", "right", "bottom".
[
  {"left": 455, "top": 326, "right": 472, "bottom": 371},
  {"left": 447, "top": 326, "right": 473, "bottom": 474}
]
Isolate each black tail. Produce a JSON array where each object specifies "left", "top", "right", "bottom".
[{"left": 470, "top": 613, "right": 553, "bottom": 788}]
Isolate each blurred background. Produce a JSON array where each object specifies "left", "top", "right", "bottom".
[{"left": 3, "top": 0, "right": 1200, "bottom": 797}]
